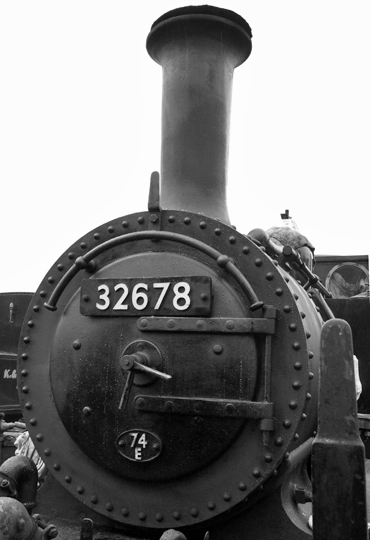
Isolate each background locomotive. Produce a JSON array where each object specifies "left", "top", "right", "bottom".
[{"left": 0, "top": 5, "right": 367, "bottom": 540}]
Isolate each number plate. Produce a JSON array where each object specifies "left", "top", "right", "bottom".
[{"left": 80, "top": 276, "right": 212, "bottom": 316}]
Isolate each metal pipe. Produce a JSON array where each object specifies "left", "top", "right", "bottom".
[{"left": 146, "top": 6, "right": 252, "bottom": 224}]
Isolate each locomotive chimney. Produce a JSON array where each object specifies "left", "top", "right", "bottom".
[{"left": 146, "top": 6, "right": 252, "bottom": 224}]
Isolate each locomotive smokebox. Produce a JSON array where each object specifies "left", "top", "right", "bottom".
[{"left": 146, "top": 6, "right": 252, "bottom": 224}]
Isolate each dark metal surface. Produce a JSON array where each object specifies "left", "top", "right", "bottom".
[
  {"left": 18, "top": 209, "right": 322, "bottom": 531},
  {"left": 146, "top": 7, "right": 252, "bottom": 224},
  {"left": 0, "top": 293, "right": 33, "bottom": 418},
  {"left": 137, "top": 316, "right": 276, "bottom": 334},
  {"left": 312, "top": 319, "right": 368, "bottom": 539}
]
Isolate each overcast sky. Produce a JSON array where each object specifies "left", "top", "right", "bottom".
[{"left": 1, "top": 1, "right": 369, "bottom": 293}]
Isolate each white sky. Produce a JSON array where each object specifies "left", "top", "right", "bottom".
[{"left": 1, "top": 1, "right": 369, "bottom": 293}]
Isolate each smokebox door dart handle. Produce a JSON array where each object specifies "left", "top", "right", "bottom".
[{"left": 118, "top": 353, "right": 172, "bottom": 410}]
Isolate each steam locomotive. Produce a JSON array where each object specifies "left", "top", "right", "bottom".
[{"left": 0, "top": 5, "right": 367, "bottom": 540}]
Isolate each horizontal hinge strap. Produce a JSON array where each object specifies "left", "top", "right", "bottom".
[
  {"left": 137, "top": 317, "right": 276, "bottom": 334},
  {"left": 134, "top": 395, "right": 274, "bottom": 419}
]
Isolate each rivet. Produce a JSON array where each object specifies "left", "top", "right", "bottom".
[
  {"left": 106, "top": 503, "right": 113, "bottom": 511},
  {"left": 23, "top": 337, "right": 30, "bottom": 344},
  {"left": 138, "top": 512, "right": 146, "bottom": 521},
  {"left": 207, "top": 501, "right": 215, "bottom": 510},
  {"left": 32, "top": 306, "right": 39, "bottom": 312},
  {"left": 118, "top": 440, "right": 125, "bottom": 447},
  {"left": 136, "top": 398, "right": 145, "bottom": 408},
  {"left": 294, "top": 362, "right": 302, "bottom": 370},
  {"left": 155, "top": 513, "right": 163, "bottom": 522},
  {"left": 226, "top": 320, "right": 235, "bottom": 330},
  {"left": 73, "top": 340, "right": 81, "bottom": 350},
  {"left": 308, "top": 351, "right": 314, "bottom": 359},
  {"left": 122, "top": 221, "right": 129, "bottom": 228},
  {"left": 150, "top": 214, "right": 158, "bottom": 223},
  {"left": 36, "top": 434, "right": 43, "bottom": 441},
  {"left": 283, "top": 419, "right": 292, "bottom": 428},
  {"left": 173, "top": 511, "right": 181, "bottom": 520},
  {"left": 94, "top": 233, "right": 100, "bottom": 240},
  {"left": 82, "top": 295, "right": 89, "bottom": 302},
  {"left": 292, "top": 381, "right": 301, "bottom": 389},
  {"left": 68, "top": 252, "right": 75, "bottom": 260},
  {"left": 196, "top": 320, "right": 205, "bottom": 329},
  {"left": 306, "top": 393, "right": 312, "bottom": 401},
  {"left": 57, "top": 264, "right": 64, "bottom": 271},
  {"left": 285, "top": 277, "right": 290, "bottom": 283},
  {"left": 140, "top": 319, "right": 148, "bottom": 328},
  {"left": 238, "top": 482, "right": 247, "bottom": 491},
  {"left": 183, "top": 217, "right": 191, "bottom": 225},
  {"left": 223, "top": 492, "right": 231, "bottom": 501},
  {"left": 25, "top": 402, "right": 32, "bottom": 410},
  {"left": 190, "top": 507, "right": 199, "bottom": 517},
  {"left": 294, "top": 433, "right": 299, "bottom": 440},
  {"left": 21, "top": 369, "right": 28, "bottom": 376},
  {"left": 152, "top": 443, "right": 160, "bottom": 451},
  {"left": 266, "top": 272, "right": 274, "bottom": 280},
  {"left": 65, "top": 475, "right": 71, "bottom": 483},
  {"left": 200, "top": 293, "right": 208, "bottom": 300},
  {"left": 167, "top": 319, "right": 176, "bottom": 329},
  {"left": 275, "top": 288, "right": 283, "bottom": 296},
  {"left": 53, "top": 463, "right": 61, "bottom": 471},
  {"left": 309, "top": 372, "right": 314, "bottom": 380},
  {"left": 242, "top": 246, "right": 250, "bottom": 254},
  {"left": 264, "top": 453, "right": 273, "bottom": 463},
  {"left": 229, "top": 236, "right": 236, "bottom": 244},
  {"left": 284, "top": 452, "right": 290, "bottom": 460},
  {"left": 39, "top": 291, "right": 47, "bottom": 298},
  {"left": 91, "top": 495, "right": 98, "bottom": 504},
  {"left": 164, "top": 401, "right": 174, "bottom": 412},
  {"left": 289, "top": 323, "right": 297, "bottom": 331},
  {"left": 22, "top": 353, "right": 28, "bottom": 360},
  {"left": 82, "top": 407, "right": 92, "bottom": 417},
  {"left": 108, "top": 226, "right": 114, "bottom": 233},
  {"left": 217, "top": 255, "right": 229, "bottom": 268},
  {"left": 29, "top": 418, "right": 36, "bottom": 425},
  {"left": 293, "top": 342, "right": 300, "bottom": 350},
  {"left": 306, "top": 331, "right": 311, "bottom": 339},
  {"left": 255, "top": 258, "right": 262, "bottom": 267},
  {"left": 213, "top": 344, "right": 223, "bottom": 354},
  {"left": 199, "top": 221, "right": 206, "bottom": 229},
  {"left": 77, "top": 486, "right": 84, "bottom": 494},
  {"left": 27, "top": 320, "right": 34, "bottom": 328},
  {"left": 289, "top": 400, "right": 298, "bottom": 410},
  {"left": 301, "top": 413, "right": 307, "bottom": 421},
  {"left": 80, "top": 242, "right": 87, "bottom": 249},
  {"left": 168, "top": 216, "right": 175, "bottom": 223},
  {"left": 138, "top": 217, "right": 145, "bottom": 224},
  {"left": 301, "top": 312, "right": 306, "bottom": 319},
  {"left": 225, "top": 403, "right": 235, "bottom": 414},
  {"left": 294, "top": 294, "right": 299, "bottom": 300},
  {"left": 48, "top": 276, "right": 55, "bottom": 284},
  {"left": 22, "top": 386, "right": 29, "bottom": 394},
  {"left": 283, "top": 305, "right": 291, "bottom": 313},
  {"left": 44, "top": 448, "right": 51, "bottom": 456},
  {"left": 122, "top": 507, "right": 129, "bottom": 517},
  {"left": 215, "top": 228, "right": 222, "bottom": 236},
  {"left": 273, "top": 260, "right": 279, "bottom": 266},
  {"left": 253, "top": 468, "right": 261, "bottom": 478},
  {"left": 275, "top": 437, "right": 284, "bottom": 446}
]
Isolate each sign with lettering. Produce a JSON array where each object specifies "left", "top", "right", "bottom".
[{"left": 116, "top": 429, "right": 162, "bottom": 462}]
